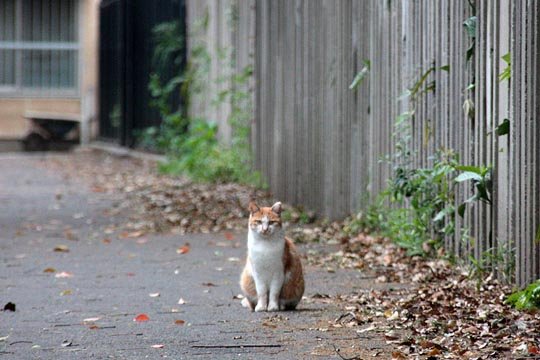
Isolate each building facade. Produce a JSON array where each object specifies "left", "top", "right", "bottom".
[{"left": 0, "top": 0, "right": 99, "bottom": 146}]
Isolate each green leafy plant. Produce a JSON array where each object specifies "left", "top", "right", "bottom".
[
  {"left": 463, "top": 0, "right": 476, "bottom": 62},
  {"left": 281, "top": 210, "right": 293, "bottom": 222},
  {"left": 349, "top": 64, "right": 496, "bottom": 260},
  {"left": 495, "top": 118, "right": 510, "bottom": 136},
  {"left": 158, "top": 119, "right": 257, "bottom": 183},
  {"left": 298, "top": 212, "right": 311, "bottom": 225},
  {"left": 144, "top": 15, "right": 263, "bottom": 186},
  {"left": 375, "top": 65, "right": 457, "bottom": 255},
  {"left": 454, "top": 164, "right": 492, "bottom": 217},
  {"left": 383, "top": 149, "right": 459, "bottom": 255},
  {"left": 399, "top": 64, "right": 449, "bottom": 103},
  {"left": 138, "top": 20, "right": 190, "bottom": 152},
  {"left": 506, "top": 280, "right": 540, "bottom": 310},
  {"left": 499, "top": 52, "right": 511, "bottom": 82},
  {"left": 467, "top": 242, "right": 514, "bottom": 286},
  {"left": 344, "top": 198, "right": 387, "bottom": 235},
  {"left": 157, "top": 63, "right": 262, "bottom": 185}
]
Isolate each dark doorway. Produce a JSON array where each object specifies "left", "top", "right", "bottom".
[{"left": 98, "top": 0, "right": 185, "bottom": 147}]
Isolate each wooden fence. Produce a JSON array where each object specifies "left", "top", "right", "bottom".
[
  {"left": 186, "top": 0, "right": 540, "bottom": 286},
  {"left": 186, "top": 0, "right": 255, "bottom": 143}
]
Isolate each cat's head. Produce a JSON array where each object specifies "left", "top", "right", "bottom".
[{"left": 248, "top": 201, "right": 282, "bottom": 236}]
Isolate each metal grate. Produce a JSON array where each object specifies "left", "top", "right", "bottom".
[{"left": 0, "top": 0, "right": 79, "bottom": 95}]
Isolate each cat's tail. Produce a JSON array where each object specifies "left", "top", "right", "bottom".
[{"left": 241, "top": 297, "right": 251, "bottom": 308}]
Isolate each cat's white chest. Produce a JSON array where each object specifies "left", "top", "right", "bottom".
[{"left": 248, "top": 230, "right": 284, "bottom": 280}]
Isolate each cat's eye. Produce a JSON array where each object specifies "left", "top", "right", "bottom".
[
  {"left": 269, "top": 221, "right": 277, "bottom": 225},
  {"left": 253, "top": 220, "right": 262, "bottom": 224}
]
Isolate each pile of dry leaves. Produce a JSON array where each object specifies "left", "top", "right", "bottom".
[
  {"left": 43, "top": 149, "right": 272, "bottom": 234},
  {"left": 315, "top": 233, "right": 540, "bottom": 359}
]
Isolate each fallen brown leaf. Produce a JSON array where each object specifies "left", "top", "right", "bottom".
[
  {"left": 177, "top": 244, "right": 190, "bottom": 254},
  {"left": 134, "top": 314, "right": 149, "bottom": 322},
  {"left": 53, "top": 245, "right": 69, "bottom": 253}
]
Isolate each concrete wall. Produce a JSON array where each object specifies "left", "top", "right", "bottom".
[{"left": 0, "top": 0, "right": 99, "bottom": 142}]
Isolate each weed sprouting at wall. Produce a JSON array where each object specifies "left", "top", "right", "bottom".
[{"left": 143, "top": 7, "right": 261, "bottom": 186}]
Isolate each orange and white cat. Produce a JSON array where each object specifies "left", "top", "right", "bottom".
[{"left": 240, "top": 201, "right": 304, "bottom": 311}]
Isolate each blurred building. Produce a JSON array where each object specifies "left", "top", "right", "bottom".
[
  {"left": 0, "top": 0, "right": 100, "bottom": 149},
  {"left": 0, "top": 0, "right": 185, "bottom": 150}
]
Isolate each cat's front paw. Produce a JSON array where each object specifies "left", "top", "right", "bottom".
[
  {"left": 267, "top": 302, "right": 279, "bottom": 312},
  {"left": 254, "top": 303, "right": 267, "bottom": 312}
]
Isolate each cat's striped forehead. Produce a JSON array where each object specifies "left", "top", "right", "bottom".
[
  {"left": 248, "top": 201, "right": 282, "bottom": 223},
  {"left": 250, "top": 207, "right": 281, "bottom": 222}
]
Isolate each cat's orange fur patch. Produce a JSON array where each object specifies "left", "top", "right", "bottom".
[{"left": 280, "top": 237, "right": 305, "bottom": 302}]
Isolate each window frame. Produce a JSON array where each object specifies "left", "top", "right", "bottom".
[{"left": 0, "top": 0, "right": 81, "bottom": 98}]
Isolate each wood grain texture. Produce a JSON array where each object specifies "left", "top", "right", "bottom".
[{"left": 186, "top": 0, "right": 540, "bottom": 285}]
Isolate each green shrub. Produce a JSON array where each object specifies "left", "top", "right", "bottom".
[
  {"left": 157, "top": 119, "right": 262, "bottom": 185},
  {"left": 367, "top": 147, "right": 459, "bottom": 256},
  {"left": 506, "top": 280, "right": 540, "bottom": 310},
  {"left": 143, "top": 17, "right": 263, "bottom": 187}
]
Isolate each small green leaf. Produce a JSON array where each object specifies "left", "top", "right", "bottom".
[
  {"left": 463, "top": 16, "right": 477, "bottom": 62},
  {"left": 395, "top": 111, "right": 414, "bottom": 124},
  {"left": 465, "top": 83, "right": 475, "bottom": 91},
  {"left": 398, "top": 89, "right": 412, "bottom": 101},
  {"left": 499, "top": 68, "right": 511, "bottom": 82},
  {"left": 455, "top": 171, "right": 483, "bottom": 182},
  {"left": 439, "top": 65, "right": 450, "bottom": 72},
  {"left": 349, "top": 60, "right": 371, "bottom": 90},
  {"left": 466, "top": 42, "right": 475, "bottom": 62},
  {"left": 409, "top": 67, "right": 436, "bottom": 99},
  {"left": 499, "top": 53, "right": 511, "bottom": 82},
  {"left": 463, "top": 99, "right": 474, "bottom": 119},
  {"left": 495, "top": 118, "right": 510, "bottom": 136},
  {"left": 455, "top": 165, "right": 483, "bottom": 174},
  {"left": 463, "top": 16, "right": 477, "bottom": 38},
  {"left": 476, "top": 181, "right": 492, "bottom": 204},
  {"left": 433, "top": 209, "right": 447, "bottom": 222},
  {"left": 458, "top": 203, "right": 466, "bottom": 217}
]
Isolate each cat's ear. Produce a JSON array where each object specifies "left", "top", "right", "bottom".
[
  {"left": 271, "top": 202, "right": 282, "bottom": 215},
  {"left": 248, "top": 201, "right": 260, "bottom": 214}
]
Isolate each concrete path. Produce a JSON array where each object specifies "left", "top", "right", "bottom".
[{"left": 0, "top": 153, "right": 384, "bottom": 359}]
